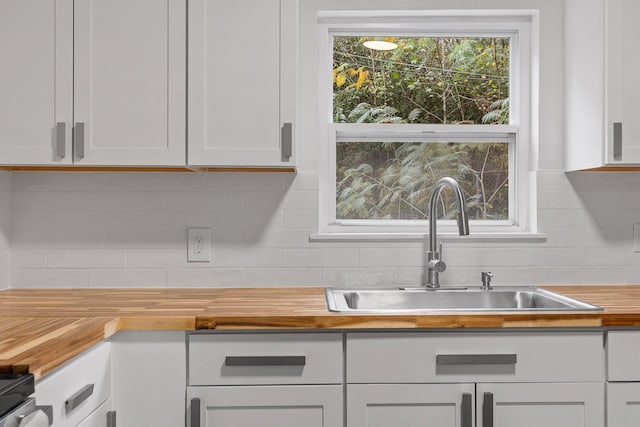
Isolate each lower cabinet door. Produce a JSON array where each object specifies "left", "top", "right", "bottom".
[
  {"left": 347, "top": 383, "right": 475, "bottom": 427},
  {"left": 477, "top": 382, "right": 604, "bottom": 427},
  {"left": 187, "top": 385, "right": 342, "bottom": 427},
  {"left": 75, "top": 399, "right": 111, "bottom": 427},
  {"left": 608, "top": 382, "right": 640, "bottom": 427}
]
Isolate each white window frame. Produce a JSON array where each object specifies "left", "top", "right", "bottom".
[{"left": 317, "top": 10, "right": 537, "bottom": 239}]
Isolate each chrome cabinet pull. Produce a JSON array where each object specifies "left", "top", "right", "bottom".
[
  {"left": 64, "top": 383, "right": 94, "bottom": 412},
  {"left": 55, "top": 122, "right": 66, "bottom": 158},
  {"left": 613, "top": 122, "right": 622, "bottom": 161},
  {"left": 281, "top": 122, "right": 292, "bottom": 160},
  {"left": 483, "top": 392, "right": 494, "bottom": 427},
  {"left": 436, "top": 354, "right": 517, "bottom": 365},
  {"left": 461, "top": 393, "right": 472, "bottom": 427},
  {"left": 106, "top": 410, "right": 116, "bottom": 427},
  {"left": 74, "top": 122, "right": 85, "bottom": 159},
  {"left": 225, "top": 356, "right": 306, "bottom": 366},
  {"left": 190, "top": 398, "right": 200, "bottom": 427}
]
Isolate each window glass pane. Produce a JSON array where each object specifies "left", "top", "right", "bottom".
[
  {"left": 333, "top": 36, "right": 510, "bottom": 124},
  {"left": 336, "top": 141, "right": 509, "bottom": 220}
]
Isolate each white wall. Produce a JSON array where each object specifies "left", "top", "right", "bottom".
[{"left": 7, "top": 0, "right": 640, "bottom": 288}]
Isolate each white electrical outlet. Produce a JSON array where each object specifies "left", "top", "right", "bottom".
[{"left": 187, "top": 228, "right": 211, "bottom": 262}]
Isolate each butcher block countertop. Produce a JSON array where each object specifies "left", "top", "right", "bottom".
[{"left": 1, "top": 285, "right": 640, "bottom": 379}]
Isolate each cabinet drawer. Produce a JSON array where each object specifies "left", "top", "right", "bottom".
[
  {"left": 35, "top": 342, "right": 111, "bottom": 427},
  {"left": 347, "top": 332, "right": 604, "bottom": 383},
  {"left": 188, "top": 333, "right": 342, "bottom": 385},
  {"left": 607, "top": 330, "right": 640, "bottom": 381}
]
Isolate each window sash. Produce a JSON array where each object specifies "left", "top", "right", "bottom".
[
  {"left": 318, "top": 11, "right": 534, "bottom": 236},
  {"left": 329, "top": 125, "right": 517, "bottom": 229}
]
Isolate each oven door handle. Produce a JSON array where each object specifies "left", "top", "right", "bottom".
[{"left": 18, "top": 406, "right": 53, "bottom": 426}]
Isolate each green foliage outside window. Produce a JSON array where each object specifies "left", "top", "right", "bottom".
[{"left": 333, "top": 36, "right": 511, "bottom": 221}]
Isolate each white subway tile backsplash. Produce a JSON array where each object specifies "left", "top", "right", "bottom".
[
  {"left": 167, "top": 268, "right": 244, "bottom": 287},
  {"left": 11, "top": 249, "right": 47, "bottom": 268},
  {"left": 4, "top": 169, "right": 640, "bottom": 289},
  {"left": 47, "top": 249, "right": 126, "bottom": 269},
  {"left": 322, "top": 267, "right": 398, "bottom": 287},
  {"left": 244, "top": 268, "right": 323, "bottom": 286},
  {"left": 286, "top": 171, "right": 319, "bottom": 191},
  {"left": 212, "top": 249, "right": 283, "bottom": 268},
  {"left": 126, "top": 172, "right": 207, "bottom": 192},
  {"left": 283, "top": 210, "right": 316, "bottom": 229},
  {"left": 359, "top": 247, "right": 424, "bottom": 267},
  {"left": 283, "top": 248, "right": 358, "bottom": 267},
  {"left": 11, "top": 268, "right": 88, "bottom": 288},
  {"left": 88, "top": 269, "right": 166, "bottom": 288}
]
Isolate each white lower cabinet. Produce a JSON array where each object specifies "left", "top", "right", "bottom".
[
  {"left": 606, "top": 331, "right": 640, "bottom": 427},
  {"left": 187, "top": 332, "right": 343, "bottom": 427},
  {"left": 110, "top": 330, "right": 186, "bottom": 427},
  {"left": 347, "top": 383, "right": 474, "bottom": 427},
  {"left": 478, "top": 383, "right": 603, "bottom": 427},
  {"left": 346, "top": 332, "right": 605, "bottom": 427},
  {"left": 187, "top": 385, "right": 342, "bottom": 426},
  {"left": 34, "top": 342, "right": 111, "bottom": 427}
]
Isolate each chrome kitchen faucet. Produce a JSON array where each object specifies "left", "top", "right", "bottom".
[{"left": 426, "top": 177, "right": 470, "bottom": 288}]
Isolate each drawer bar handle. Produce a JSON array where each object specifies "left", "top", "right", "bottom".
[
  {"left": 55, "top": 122, "right": 66, "bottom": 159},
  {"left": 65, "top": 383, "right": 94, "bottom": 412},
  {"left": 614, "top": 122, "right": 622, "bottom": 161},
  {"left": 225, "top": 356, "right": 306, "bottom": 367},
  {"left": 281, "top": 122, "right": 293, "bottom": 160},
  {"left": 461, "top": 393, "right": 472, "bottom": 427},
  {"left": 191, "top": 398, "right": 201, "bottom": 427},
  {"left": 74, "top": 122, "right": 85, "bottom": 159},
  {"left": 436, "top": 354, "right": 517, "bottom": 365},
  {"left": 483, "top": 392, "right": 494, "bottom": 427},
  {"left": 107, "top": 410, "right": 116, "bottom": 427}
]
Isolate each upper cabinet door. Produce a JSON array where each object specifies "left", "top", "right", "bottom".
[
  {"left": 0, "top": 0, "right": 73, "bottom": 165},
  {"left": 188, "top": 0, "right": 297, "bottom": 167},
  {"left": 74, "top": 0, "right": 186, "bottom": 166},
  {"left": 606, "top": 0, "right": 640, "bottom": 164}
]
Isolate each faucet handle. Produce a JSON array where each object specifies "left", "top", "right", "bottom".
[{"left": 481, "top": 271, "right": 494, "bottom": 290}]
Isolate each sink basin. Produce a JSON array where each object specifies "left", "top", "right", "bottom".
[{"left": 325, "top": 287, "right": 602, "bottom": 313}]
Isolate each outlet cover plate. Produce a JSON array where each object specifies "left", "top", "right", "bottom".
[{"left": 187, "top": 227, "right": 211, "bottom": 262}]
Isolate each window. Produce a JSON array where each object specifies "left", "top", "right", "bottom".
[{"left": 318, "top": 12, "right": 535, "bottom": 237}]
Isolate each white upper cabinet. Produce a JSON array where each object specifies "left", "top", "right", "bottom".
[
  {"left": 0, "top": 0, "right": 73, "bottom": 165},
  {"left": 565, "top": 0, "right": 640, "bottom": 169},
  {"left": 188, "top": 0, "right": 297, "bottom": 167},
  {"left": 74, "top": 0, "right": 186, "bottom": 166},
  {"left": 0, "top": 0, "right": 186, "bottom": 167}
]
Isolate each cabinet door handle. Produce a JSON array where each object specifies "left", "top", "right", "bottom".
[
  {"left": 190, "top": 398, "right": 200, "bottom": 427},
  {"left": 55, "top": 122, "right": 66, "bottom": 159},
  {"left": 461, "top": 392, "right": 472, "bottom": 427},
  {"left": 281, "top": 122, "right": 292, "bottom": 160},
  {"left": 436, "top": 354, "right": 517, "bottom": 365},
  {"left": 106, "top": 410, "right": 116, "bottom": 427},
  {"left": 225, "top": 356, "right": 306, "bottom": 366},
  {"left": 613, "top": 122, "right": 622, "bottom": 161},
  {"left": 482, "top": 392, "right": 494, "bottom": 427},
  {"left": 74, "top": 122, "right": 85, "bottom": 159},
  {"left": 64, "top": 383, "right": 94, "bottom": 412}
]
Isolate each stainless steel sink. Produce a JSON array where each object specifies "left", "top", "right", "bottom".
[{"left": 325, "top": 287, "right": 602, "bottom": 313}]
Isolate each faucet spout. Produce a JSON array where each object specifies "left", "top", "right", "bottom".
[{"left": 426, "top": 177, "right": 470, "bottom": 288}]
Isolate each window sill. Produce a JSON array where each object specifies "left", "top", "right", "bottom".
[{"left": 309, "top": 232, "right": 547, "bottom": 243}]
